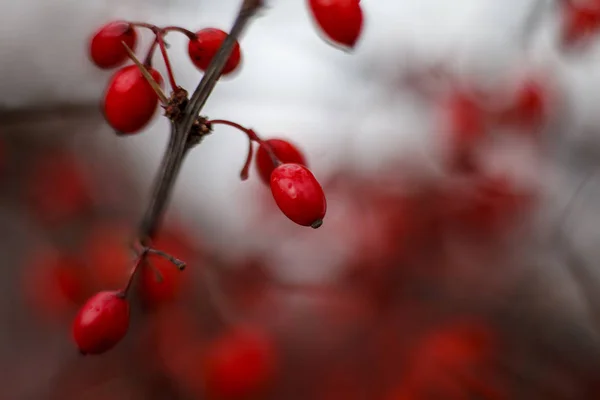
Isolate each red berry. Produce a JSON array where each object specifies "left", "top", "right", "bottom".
[
  {"left": 23, "top": 248, "right": 91, "bottom": 320},
  {"left": 83, "top": 221, "right": 132, "bottom": 289},
  {"left": 561, "top": 3, "right": 600, "bottom": 46},
  {"left": 26, "top": 151, "right": 93, "bottom": 226},
  {"left": 507, "top": 79, "right": 547, "bottom": 128},
  {"left": 89, "top": 21, "right": 137, "bottom": 69},
  {"left": 308, "top": 0, "right": 364, "bottom": 48},
  {"left": 103, "top": 65, "right": 164, "bottom": 134},
  {"left": 187, "top": 28, "right": 242, "bottom": 76},
  {"left": 203, "top": 327, "right": 278, "bottom": 400},
  {"left": 270, "top": 163, "right": 327, "bottom": 228},
  {"left": 446, "top": 92, "right": 485, "bottom": 146},
  {"left": 72, "top": 291, "right": 130, "bottom": 355},
  {"left": 256, "top": 139, "right": 307, "bottom": 185}
]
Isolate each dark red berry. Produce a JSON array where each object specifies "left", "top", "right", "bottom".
[
  {"left": 72, "top": 290, "right": 130, "bottom": 355},
  {"left": 89, "top": 21, "right": 137, "bottom": 69},
  {"left": 256, "top": 139, "right": 307, "bottom": 185},
  {"left": 103, "top": 65, "right": 164, "bottom": 134},
  {"left": 270, "top": 163, "right": 327, "bottom": 228},
  {"left": 308, "top": 0, "right": 364, "bottom": 48},
  {"left": 203, "top": 327, "right": 278, "bottom": 400},
  {"left": 187, "top": 28, "right": 242, "bottom": 75}
]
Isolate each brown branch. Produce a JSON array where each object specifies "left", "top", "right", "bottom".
[{"left": 136, "top": 0, "right": 263, "bottom": 243}]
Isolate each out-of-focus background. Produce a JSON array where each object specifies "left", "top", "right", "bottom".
[{"left": 5, "top": 0, "right": 600, "bottom": 398}]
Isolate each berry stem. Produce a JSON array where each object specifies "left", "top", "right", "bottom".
[
  {"left": 156, "top": 32, "right": 179, "bottom": 91},
  {"left": 122, "top": 247, "right": 149, "bottom": 298},
  {"left": 208, "top": 119, "right": 282, "bottom": 170},
  {"left": 144, "top": 36, "right": 159, "bottom": 66},
  {"left": 163, "top": 25, "right": 197, "bottom": 40}
]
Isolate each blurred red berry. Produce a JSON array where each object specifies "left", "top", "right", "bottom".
[
  {"left": 72, "top": 290, "right": 130, "bottom": 355},
  {"left": 308, "top": 0, "right": 364, "bottom": 48},
  {"left": 270, "top": 163, "right": 327, "bottom": 228},
  {"left": 561, "top": 2, "right": 600, "bottom": 46},
  {"left": 103, "top": 65, "right": 164, "bottom": 134},
  {"left": 89, "top": 21, "right": 137, "bottom": 69},
  {"left": 203, "top": 327, "right": 278, "bottom": 400},
  {"left": 188, "top": 28, "right": 242, "bottom": 75},
  {"left": 84, "top": 221, "right": 132, "bottom": 289},
  {"left": 23, "top": 248, "right": 90, "bottom": 320},
  {"left": 256, "top": 138, "right": 307, "bottom": 185},
  {"left": 503, "top": 79, "right": 547, "bottom": 129},
  {"left": 26, "top": 151, "right": 92, "bottom": 226},
  {"left": 445, "top": 91, "right": 486, "bottom": 148}
]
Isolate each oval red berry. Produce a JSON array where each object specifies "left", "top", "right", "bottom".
[
  {"left": 308, "top": 0, "right": 364, "bottom": 48},
  {"left": 203, "top": 327, "right": 278, "bottom": 400},
  {"left": 72, "top": 291, "right": 130, "bottom": 355},
  {"left": 103, "top": 65, "right": 164, "bottom": 134},
  {"left": 89, "top": 21, "right": 137, "bottom": 69},
  {"left": 270, "top": 163, "right": 327, "bottom": 228},
  {"left": 256, "top": 139, "right": 307, "bottom": 185},
  {"left": 187, "top": 28, "right": 242, "bottom": 75}
]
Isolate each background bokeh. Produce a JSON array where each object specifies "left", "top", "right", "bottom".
[{"left": 4, "top": 0, "right": 600, "bottom": 399}]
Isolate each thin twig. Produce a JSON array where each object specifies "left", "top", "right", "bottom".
[{"left": 136, "top": 0, "right": 264, "bottom": 243}]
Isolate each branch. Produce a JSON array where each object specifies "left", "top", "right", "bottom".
[{"left": 136, "top": 0, "right": 264, "bottom": 243}]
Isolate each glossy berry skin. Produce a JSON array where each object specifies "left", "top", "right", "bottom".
[
  {"left": 308, "top": 0, "right": 364, "bottom": 48},
  {"left": 103, "top": 65, "right": 164, "bottom": 134},
  {"left": 89, "top": 21, "right": 137, "bottom": 69},
  {"left": 72, "top": 291, "right": 130, "bottom": 355},
  {"left": 187, "top": 28, "right": 242, "bottom": 75},
  {"left": 256, "top": 139, "right": 307, "bottom": 185},
  {"left": 270, "top": 163, "right": 327, "bottom": 228},
  {"left": 203, "top": 327, "right": 278, "bottom": 400}
]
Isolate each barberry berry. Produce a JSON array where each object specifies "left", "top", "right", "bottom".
[
  {"left": 89, "top": 21, "right": 138, "bottom": 69},
  {"left": 203, "top": 327, "right": 277, "bottom": 400},
  {"left": 561, "top": 3, "right": 600, "bottom": 46},
  {"left": 187, "top": 28, "right": 242, "bottom": 75},
  {"left": 270, "top": 163, "right": 327, "bottom": 228},
  {"left": 103, "top": 65, "right": 164, "bottom": 134},
  {"left": 256, "top": 139, "right": 306, "bottom": 185},
  {"left": 308, "top": 0, "right": 364, "bottom": 48},
  {"left": 72, "top": 290, "right": 130, "bottom": 355}
]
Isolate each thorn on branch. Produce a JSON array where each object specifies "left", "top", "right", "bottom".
[
  {"left": 122, "top": 41, "right": 169, "bottom": 104},
  {"left": 147, "top": 248, "right": 187, "bottom": 270}
]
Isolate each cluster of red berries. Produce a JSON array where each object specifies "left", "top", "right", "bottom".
[
  {"left": 88, "top": 17, "right": 329, "bottom": 229},
  {"left": 69, "top": 226, "right": 193, "bottom": 355},
  {"left": 89, "top": 21, "right": 242, "bottom": 134},
  {"left": 438, "top": 76, "right": 549, "bottom": 174},
  {"left": 73, "top": 0, "right": 364, "bottom": 357}
]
